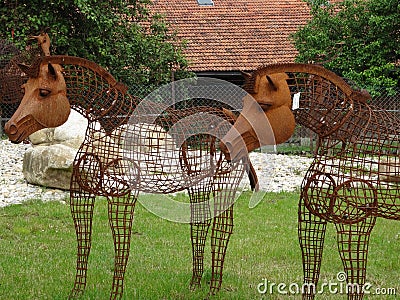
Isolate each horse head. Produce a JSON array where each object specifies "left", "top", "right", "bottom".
[
  {"left": 4, "top": 61, "right": 70, "bottom": 143},
  {"left": 220, "top": 71, "right": 296, "bottom": 161}
]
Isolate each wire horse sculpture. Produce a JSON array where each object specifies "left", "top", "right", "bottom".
[
  {"left": 223, "top": 63, "right": 400, "bottom": 300},
  {"left": 4, "top": 54, "right": 295, "bottom": 299}
]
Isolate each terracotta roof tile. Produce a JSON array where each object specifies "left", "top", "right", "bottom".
[{"left": 150, "top": 0, "right": 311, "bottom": 72}]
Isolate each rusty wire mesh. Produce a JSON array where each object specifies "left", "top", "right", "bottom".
[
  {"left": 256, "top": 63, "right": 399, "bottom": 299},
  {"left": 0, "top": 39, "right": 26, "bottom": 132},
  {"left": 286, "top": 86, "right": 400, "bottom": 151}
]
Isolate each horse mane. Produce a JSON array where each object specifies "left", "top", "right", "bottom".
[
  {"left": 41, "top": 55, "right": 129, "bottom": 93},
  {"left": 243, "top": 63, "right": 371, "bottom": 103}
]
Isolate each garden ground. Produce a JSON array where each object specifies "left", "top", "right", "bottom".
[{"left": 0, "top": 191, "right": 399, "bottom": 299}]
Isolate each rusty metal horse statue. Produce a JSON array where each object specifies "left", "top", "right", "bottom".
[
  {"left": 222, "top": 63, "right": 400, "bottom": 300},
  {"left": 5, "top": 55, "right": 295, "bottom": 299}
]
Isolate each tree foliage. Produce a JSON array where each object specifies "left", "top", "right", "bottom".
[
  {"left": 0, "top": 0, "right": 191, "bottom": 95},
  {"left": 291, "top": 0, "right": 399, "bottom": 94}
]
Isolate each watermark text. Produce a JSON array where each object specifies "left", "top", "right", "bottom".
[{"left": 257, "top": 272, "right": 397, "bottom": 296}]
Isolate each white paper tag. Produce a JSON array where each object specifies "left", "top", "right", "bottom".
[{"left": 292, "top": 92, "right": 301, "bottom": 110}]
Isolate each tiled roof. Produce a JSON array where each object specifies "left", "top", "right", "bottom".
[{"left": 150, "top": 0, "right": 311, "bottom": 72}]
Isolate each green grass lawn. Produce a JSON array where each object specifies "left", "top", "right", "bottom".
[{"left": 0, "top": 191, "right": 399, "bottom": 299}]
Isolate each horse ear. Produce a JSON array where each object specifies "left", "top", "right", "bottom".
[
  {"left": 48, "top": 63, "right": 57, "bottom": 80},
  {"left": 266, "top": 75, "right": 277, "bottom": 91},
  {"left": 240, "top": 71, "right": 252, "bottom": 79}
]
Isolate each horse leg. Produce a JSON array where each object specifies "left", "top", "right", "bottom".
[
  {"left": 298, "top": 195, "right": 327, "bottom": 300},
  {"left": 107, "top": 193, "right": 137, "bottom": 299},
  {"left": 335, "top": 216, "right": 376, "bottom": 300},
  {"left": 208, "top": 187, "right": 236, "bottom": 296},
  {"left": 206, "top": 157, "right": 244, "bottom": 297},
  {"left": 188, "top": 187, "right": 212, "bottom": 290},
  {"left": 68, "top": 189, "right": 96, "bottom": 299},
  {"left": 209, "top": 205, "right": 234, "bottom": 295}
]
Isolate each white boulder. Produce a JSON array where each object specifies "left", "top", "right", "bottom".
[
  {"left": 23, "top": 144, "right": 77, "bottom": 190},
  {"left": 23, "top": 110, "right": 87, "bottom": 189}
]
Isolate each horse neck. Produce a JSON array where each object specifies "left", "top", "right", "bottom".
[
  {"left": 292, "top": 78, "right": 359, "bottom": 137},
  {"left": 61, "top": 64, "right": 140, "bottom": 134},
  {"left": 313, "top": 100, "right": 400, "bottom": 159}
]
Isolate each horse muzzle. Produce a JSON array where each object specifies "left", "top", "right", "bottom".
[{"left": 4, "top": 115, "right": 44, "bottom": 143}]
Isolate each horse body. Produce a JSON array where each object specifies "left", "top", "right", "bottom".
[
  {"left": 224, "top": 63, "right": 399, "bottom": 299},
  {"left": 304, "top": 99, "right": 400, "bottom": 223},
  {"left": 5, "top": 55, "right": 293, "bottom": 299}
]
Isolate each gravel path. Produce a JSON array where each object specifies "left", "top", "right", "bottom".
[
  {"left": 0, "top": 140, "right": 69, "bottom": 207},
  {"left": 0, "top": 139, "right": 313, "bottom": 207},
  {"left": 246, "top": 151, "right": 313, "bottom": 192}
]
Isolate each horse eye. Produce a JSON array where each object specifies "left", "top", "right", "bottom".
[{"left": 39, "top": 89, "right": 51, "bottom": 97}]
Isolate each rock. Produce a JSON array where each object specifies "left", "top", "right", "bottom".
[
  {"left": 23, "top": 144, "right": 76, "bottom": 190},
  {"left": 28, "top": 128, "right": 55, "bottom": 145},
  {"left": 29, "top": 110, "right": 87, "bottom": 148},
  {"left": 121, "top": 123, "right": 177, "bottom": 153},
  {"left": 379, "top": 157, "right": 400, "bottom": 183},
  {"left": 0, "top": 139, "right": 69, "bottom": 207},
  {"left": 53, "top": 110, "right": 88, "bottom": 148},
  {"left": 23, "top": 110, "right": 87, "bottom": 189}
]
